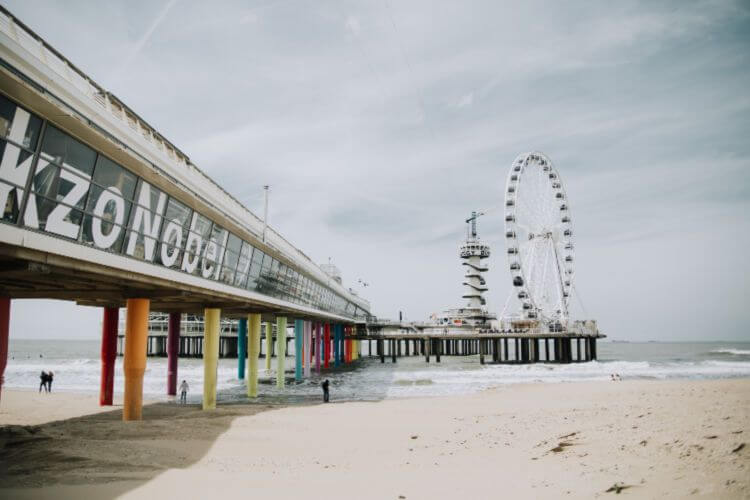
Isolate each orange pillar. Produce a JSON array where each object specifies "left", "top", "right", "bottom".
[{"left": 123, "top": 298, "right": 150, "bottom": 421}]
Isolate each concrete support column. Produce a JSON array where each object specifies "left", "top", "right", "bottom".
[
  {"left": 99, "top": 306, "right": 119, "bottom": 406},
  {"left": 237, "top": 318, "right": 247, "bottom": 380},
  {"left": 166, "top": 312, "right": 180, "bottom": 396},
  {"left": 264, "top": 322, "right": 272, "bottom": 372},
  {"left": 276, "top": 316, "right": 287, "bottom": 388},
  {"left": 248, "top": 313, "right": 261, "bottom": 397},
  {"left": 324, "top": 323, "right": 331, "bottom": 369},
  {"left": 304, "top": 321, "right": 312, "bottom": 378},
  {"left": 123, "top": 298, "right": 149, "bottom": 421},
  {"left": 312, "top": 322, "right": 319, "bottom": 374},
  {"left": 333, "top": 324, "right": 340, "bottom": 368},
  {"left": 0, "top": 297, "right": 10, "bottom": 406},
  {"left": 294, "top": 319, "right": 303, "bottom": 382},
  {"left": 203, "top": 308, "right": 220, "bottom": 410}
]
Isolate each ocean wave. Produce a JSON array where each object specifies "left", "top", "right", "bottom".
[{"left": 710, "top": 348, "right": 750, "bottom": 356}]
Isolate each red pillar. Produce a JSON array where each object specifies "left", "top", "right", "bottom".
[
  {"left": 344, "top": 326, "right": 351, "bottom": 363},
  {"left": 167, "top": 312, "right": 180, "bottom": 396},
  {"left": 99, "top": 306, "right": 119, "bottom": 406},
  {"left": 0, "top": 297, "right": 9, "bottom": 405},
  {"left": 324, "top": 323, "right": 331, "bottom": 369}
]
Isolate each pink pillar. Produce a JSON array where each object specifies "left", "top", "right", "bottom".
[
  {"left": 314, "top": 323, "right": 321, "bottom": 374},
  {"left": 167, "top": 312, "right": 180, "bottom": 396},
  {"left": 324, "top": 323, "right": 331, "bottom": 369},
  {"left": 99, "top": 306, "right": 119, "bottom": 406},
  {"left": 0, "top": 297, "right": 9, "bottom": 405}
]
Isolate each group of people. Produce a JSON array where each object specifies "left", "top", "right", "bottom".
[{"left": 38, "top": 371, "right": 54, "bottom": 393}]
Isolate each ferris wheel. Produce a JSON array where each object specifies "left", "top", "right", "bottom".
[{"left": 504, "top": 152, "right": 573, "bottom": 322}]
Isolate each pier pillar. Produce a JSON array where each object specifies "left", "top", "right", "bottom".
[
  {"left": 425, "top": 338, "right": 430, "bottom": 363},
  {"left": 99, "top": 306, "right": 119, "bottom": 406},
  {"left": 479, "top": 339, "right": 485, "bottom": 365},
  {"left": 591, "top": 338, "right": 597, "bottom": 360},
  {"left": 314, "top": 323, "right": 321, "bottom": 374},
  {"left": 0, "top": 297, "right": 9, "bottom": 406},
  {"left": 276, "top": 316, "right": 287, "bottom": 388},
  {"left": 435, "top": 339, "right": 441, "bottom": 363},
  {"left": 203, "top": 308, "right": 220, "bottom": 410},
  {"left": 237, "top": 318, "right": 247, "bottom": 380},
  {"left": 324, "top": 323, "right": 331, "bottom": 369},
  {"left": 333, "top": 324, "right": 339, "bottom": 367},
  {"left": 304, "top": 321, "right": 312, "bottom": 378},
  {"left": 391, "top": 339, "right": 396, "bottom": 363},
  {"left": 123, "top": 298, "right": 149, "bottom": 421},
  {"left": 248, "top": 313, "right": 261, "bottom": 397},
  {"left": 264, "top": 322, "right": 272, "bottom": 372},
  {"left": 295, "top": 319, "right": 303, "bottom": 382}
]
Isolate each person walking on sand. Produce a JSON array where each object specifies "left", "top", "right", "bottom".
[
  {"left": 179, "top": 380, "right": 189, "bottom": 404},
  {"left": 47, "top": 371, "right": 54, "bottom": 392},
  {"left": 39, "top": 371, "right": 48, "bottom": 393},
  {"left": 321, "top": 379, "right": 330, "bottom": 403}
]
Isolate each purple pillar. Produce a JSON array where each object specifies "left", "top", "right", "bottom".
[{"left": 167, "top": 312, "right": 180, "bottom": 396}]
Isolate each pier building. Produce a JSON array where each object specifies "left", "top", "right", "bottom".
[{"left": 0, "top": 7, "right": 369, "bottom": 417}]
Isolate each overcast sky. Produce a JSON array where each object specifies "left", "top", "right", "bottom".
[{"left": 4, "top": 0, "right": 749, "bottom": 341}]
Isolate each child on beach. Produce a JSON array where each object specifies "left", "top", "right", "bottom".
[{"left": 179, "top": 380, "right": 189, "bottom": 404}]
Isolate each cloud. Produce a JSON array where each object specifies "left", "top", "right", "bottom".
[
  {"left": 345, "top": 15, "right": 361, "bottom": 36},
  {"left": 1, "top": 0, "right": 749, "bottom": 340}
]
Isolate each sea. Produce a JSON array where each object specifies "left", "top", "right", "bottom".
[{"left": 4, "top": 340, "right": 750, "bottom": 405}]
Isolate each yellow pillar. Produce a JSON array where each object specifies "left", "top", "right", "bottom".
[
  {"left": 276, "top": 317, "right": 287, "bottom": 388},
  {"left": 248, "top": 313, "right": 260, "bottom": 397},
  {"left": 123, "top": 298, "right": 149, "bottom": 421},
  {"left": 264, "top": 322, "right": 272, "bottom": 372},
  {"left": 203, "top": 308, "right": 220, "bottom": 410}
]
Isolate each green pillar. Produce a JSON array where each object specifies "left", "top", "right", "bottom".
[{"left": 276, "top": 317, "right": 287, "bottom": 388}]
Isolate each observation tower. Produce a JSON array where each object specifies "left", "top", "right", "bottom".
[{"left": 461, "top": 211, "right": 491, "bottom": 309}]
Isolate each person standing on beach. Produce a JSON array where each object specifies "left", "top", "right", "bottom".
[
  {"left": 47, "top": 371, "right": 54, "bottom": 392},
  {"left": 321, "top": 379, "right": 330, "bottom": 403},
  {"left": 39, "top": 371, "right": 47, "bottom": 393},
  {"left": 179, "top": 380, "right": 189, "bottom": 404}
]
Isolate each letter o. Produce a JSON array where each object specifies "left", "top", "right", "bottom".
[
  {"left": 160, "top": 220, "right": 183, "bottom": 267},
  {"left": 92, "top": 187, "right": 124, "bottom": 249}
]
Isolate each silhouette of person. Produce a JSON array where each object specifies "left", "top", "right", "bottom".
[
  {"left": 47, "top": 372, "right": 54, "bottom": 392},
  {"left": 179, "top": 380, "right": 189, "bottom": 404},
  {"left": 39, "top": 371, "right": 47, "bottom": 393},
  {"left": 321, "top": 379, "right": 330, "bottom": 403}
]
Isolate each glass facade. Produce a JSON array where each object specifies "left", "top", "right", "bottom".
[{"left": 0, "top": 93, "right": 368, "bottom": 319}]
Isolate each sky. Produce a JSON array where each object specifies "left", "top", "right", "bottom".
[{"left": 3, "top": 0, "right": 749, "bottom": 341}]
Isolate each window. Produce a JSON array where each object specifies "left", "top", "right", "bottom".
[
  {"left": 81, "top": 155, "right": 137, "bottom": 251},
  {"left": 219, "top": 232, "right": 242, "bottom": 285},
  {"left": 156, "top": 196, "right": 191, "bottom": 268},
  {"left": 233, "top": 242, "right": 253, "bottom": 288}
]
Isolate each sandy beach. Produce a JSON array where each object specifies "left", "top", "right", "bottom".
[{"left": 1, "top": 378, "right": 748, "bottom": 499}]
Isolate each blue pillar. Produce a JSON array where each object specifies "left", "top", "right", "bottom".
[
  {"left": 336, "top": 324, "right": 344, "bottom": 367},
  {"left": 333, "top": 324, "right": 340, "bottom": 368},
  {"left": 295, "top": 319, "right": 303, "bottom": 382},
  {"left": 237, "top": 318, "right": 247, "bottom": 380}
]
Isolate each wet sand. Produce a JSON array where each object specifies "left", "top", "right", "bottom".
[{"left": 1, "top": 379, "right": 748, "bottom": 499}]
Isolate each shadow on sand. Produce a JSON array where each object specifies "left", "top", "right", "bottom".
[
  {"left": 0, "top": 361, "right": 394, "bottom": 499},
  {"left": 0, "top": 398, "right": 305, "bottom": 498}
]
